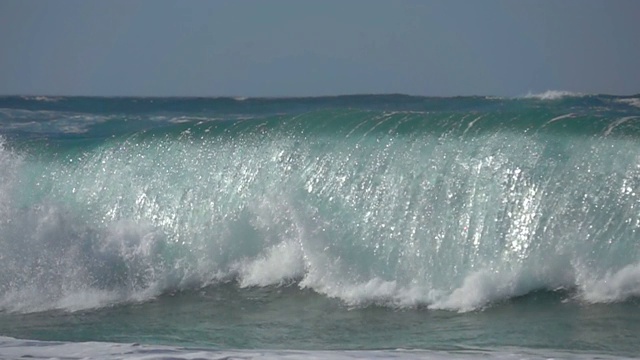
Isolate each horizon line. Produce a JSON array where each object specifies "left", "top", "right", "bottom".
[{"left": 1, "top": 91, "right": 639, "bottom": 100}]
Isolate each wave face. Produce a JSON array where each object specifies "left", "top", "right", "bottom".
[{"left": 0, "top": 95, "right": 639, "bottom": 313}]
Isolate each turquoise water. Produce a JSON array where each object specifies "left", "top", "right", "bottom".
[
  {"left": 1, "top": 286, "right": 640, "bottom": 355},
  {"left": 0, "top": 93, "right": 639, "bottom": 358}
]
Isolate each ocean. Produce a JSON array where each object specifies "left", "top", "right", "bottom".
[{"left": 0, "top": 92, "right": 639, "bottom": 359}]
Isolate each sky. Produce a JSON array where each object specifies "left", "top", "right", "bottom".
[{"left": 0, "top": 0, "right": 638, "bottom": 97}]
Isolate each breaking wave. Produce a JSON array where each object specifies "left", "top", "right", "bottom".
[{"left": 0, "top": 96, "right": 639, "bottom": 314}]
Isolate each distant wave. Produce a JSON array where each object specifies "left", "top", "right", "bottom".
[
  {"left": 19, "top": 96, "right": 63, "bottom": 102},
  {"left": 616, "top": 98, "right": 640, "bottom": 108},
  {"left": 522, "top": 90, "right": 584, "bottom": 100}
]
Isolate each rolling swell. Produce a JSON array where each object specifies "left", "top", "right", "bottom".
[{"left": 0, "top": 96, "right": 639, "bottom": 313}]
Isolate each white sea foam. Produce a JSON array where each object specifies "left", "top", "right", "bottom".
[
  {"left": 167, "top": 115, "right": 218, "bottom": 124},
  {"left": 305, "top": 277, "right": 405, "bottom": 307},
  {"left": 236, "top": 240, "right": 305, "bottom": 287},
  {"left": 0, "top": 138, "right": 21, "bottom": 218},
  {"left": 429, "top": 270, "right": 515, "bottom": 312},
  {"left": 603, "top": 116, "right": 638, "bottom": 136},
  {"left": 300, "top": 264, "right": 569, "bottom": 313},
  {"left": 523, "top": 90, "right": 583, "bottom": 100},
  {"left": 0, "top": 108, "right": 113, "bottom": 134},
  {"left": 616, "top": 98, "right": 640, "bottom": 108},
  {"left": 578, "top": 262, "right": 640, "bottom": 303},
  {"left": 545, "top": 113, "right": 575, "bottom": 125},
  {"left": 20, "top": 96, "right": 63, "bottom": 102}
]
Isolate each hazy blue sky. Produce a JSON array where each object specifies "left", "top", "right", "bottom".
[{"left": 1, "top": 0, "right": 638, "bottom": 97}]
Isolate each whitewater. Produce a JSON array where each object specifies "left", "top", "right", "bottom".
[{"left": 0, "top": 93, "right": 639, "bottom": 359}]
